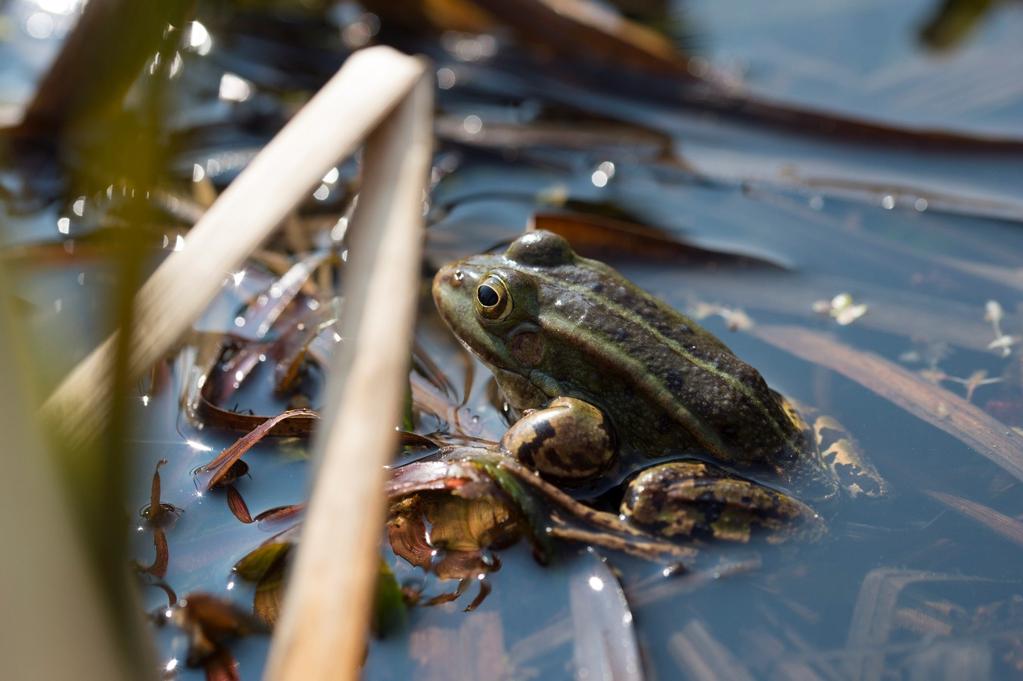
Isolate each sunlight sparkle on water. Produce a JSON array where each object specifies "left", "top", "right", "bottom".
[
  {"left": 590, "top": 161, "right": 615, "bottom": 188},
  {"left": 56, "top": 217, "right": 70, "bottom": 234},
  {"left": 588, "top": 576, "right": 605, "bottom": 592},
  {"left": 437, "top": 67, "right": 456, "bottom": 90},
  {"left": 219, "top": 73, "right": 252, "bottom": 102},
  {"left": 463, "top": 114, "right": 483, "bottom": 135},
  {"left": 186, "top": 21, "right": 212, "bottom": 55},
  {"left": 186, "top": 439, "right": 213, "bottom": 452},
  {"left": 174, "top": 234, "right": 186, "bottom": 251},
  {"left": 25, "top": 12, "right": 54, "bottom": 39},
  {"left": 72, "top": 197, "right": 85, "bottom": 216},
  {"left": 231, "top": 270, "right": 246, "bottom": 287}
]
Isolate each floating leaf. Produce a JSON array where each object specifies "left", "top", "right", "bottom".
[
  {"left": 142, "top": 459, "right": 179, "bottom": 526},
  {"left": 234, "top": 526, "right": 300, "bottom": 582},
  {"left": 203, "top": 649, "right": 241, "bottom": 681},
  {"left": 139, "top": 528, "right": 169, "bottom": 579},
  {"left": 253, "top": 561, "right": 286, "bottom": 628},
  {"left": 226, "top": 486, "right": 253, "bottom": 524},
  {"left": 169, "top": 593, "right": 266, "bottom": 666},
  {"left": 197, "top": 409, "right": 319, "bottom": 491},
  {"left": 924, "top": 490, "right": 1023, "bottom": 549},
  {"left": 533, "top": 211, "right": 781, "bottom": 268}
]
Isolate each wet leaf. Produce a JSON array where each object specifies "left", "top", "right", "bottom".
[
  {"left": 472, "top": 0, "right": 690, "bottom": 75},
  {"left": 142, "top": 459, "right": 179, "bottom": 526},
  {"left": 253, "top": 560, "right": 286, "bottom": 628},
  {"left": 533, "top": 211, "right": 781, "bottom": 267},
  {"left": 139, "top": 528, "right": 169, "bottom": 579},
  {"left": 234, "top": 526, "right": 300, "bottom": 581},
  {"left": 184, "top": 333, "right": 322, "bottom": 435},
  {"left": 170, "top": 593, "right": 266, "bottom": 665},
  {"left": 254, "top": 503, "right": 306, "bottom": 526},
  {"left": 203, "top": 649, "right": 241, "bottom": 681},
  {"left": 197, "top": 408, "right": 319, "bottom": 491},
  {"left": 924, "top": 490, "right": 1023, "bottom": 549},
  {"left": 236, "top": 250, "right": 334, "bottom": 341},
  {"left": 272, "top": 317, "right": 340, "bottom": 395},
  {"left": 226, "top": 486, "right": 253, "bottom": 524}
]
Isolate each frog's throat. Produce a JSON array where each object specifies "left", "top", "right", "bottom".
[{"left": 492, "top": 367, "right": 551, "bottom": 411}]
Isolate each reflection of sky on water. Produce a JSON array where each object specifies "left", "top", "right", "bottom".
[
  {"left": 684, "top": 0, "right": 1023, "bottom": 136},
  {"left": 0, "top": 0, "right": 84, "bottom": 113}
]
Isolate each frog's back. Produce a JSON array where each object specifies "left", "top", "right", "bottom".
[{"left": 531, "top": 255, "right": 800, "bottom": 466}]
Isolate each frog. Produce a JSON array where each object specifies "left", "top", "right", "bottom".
[{"left": 431, "top": 229, "right": 886, "bottom": 543}]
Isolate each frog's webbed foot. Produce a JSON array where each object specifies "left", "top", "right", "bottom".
[
  {"left": 811, "top": 414, "right": 888, "bottom": 499},
  {"left": 621, "top": 461, "right": 826, "bottom": 544},
  {"left": 779, "top": 395, "right": 888, "bottom": 499}
]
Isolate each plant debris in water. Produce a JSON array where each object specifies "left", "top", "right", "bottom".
[{"left": 5, "top": 0, "right": 1023, "bottom": 678}]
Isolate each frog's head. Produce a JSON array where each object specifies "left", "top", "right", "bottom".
[{"left": 432, "top": 230, "right": 577, "bottom": 409}]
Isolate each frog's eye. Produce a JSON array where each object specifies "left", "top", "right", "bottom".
[{"left": 475, "top": 275, "right": 512, "bottom": 321}]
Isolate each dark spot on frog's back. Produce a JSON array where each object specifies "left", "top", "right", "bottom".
[{"left": 506, "top": 230, "right": 575, "bottom": 267}]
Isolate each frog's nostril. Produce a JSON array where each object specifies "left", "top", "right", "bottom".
[{"left": 451, "top": 269, "right": 464, "bottom": 288}]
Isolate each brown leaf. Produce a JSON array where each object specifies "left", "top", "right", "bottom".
[
  {"left": 226, "top": 486, "right": 253, "bottom": 524},
  {"left": 253, "top": 562, "right": 286, "bottom": 628},
  {"left": 142, "top": 459, "right": 178, "bottom": 526},
  {"left": 533, "top": 212, "right": 779, "bottom": 267},
  {"left": 254, "top": 503, "right": 306, "bottom": 526},
  {"left": 197, "top": 409, "right": 319, "bottom": 491},
  {"left": 141, "top": 528, "right": 169, "bottom": 579},
  {"left": 203, "top": 649, "right": 241, "bottom": 681},
  {"left": 752, "top": 324, "right": 1023, "bottom": 483},
  {"left": 472, "top": 0, "right": 690, "bottom": 76},
  {"left": 171, "top": 593, "right": 266, "bottom": 665},
  {"left": 924, "top": 489, "right": 1023, "bottom": 548}
]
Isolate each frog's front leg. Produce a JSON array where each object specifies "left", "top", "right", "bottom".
[
  {"left": 500, "top": 396, "right": 616, "bottom": 483},
  {"left": 621, "top": 461, "right": 826, "bottom": 544}
]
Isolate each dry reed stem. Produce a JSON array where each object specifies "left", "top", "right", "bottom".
[
  {"left": 41, "top": 46, "right": 426, "bottom": 451},
  {"left": 262, "top": 68, "right": 433, "bottom": 681}
]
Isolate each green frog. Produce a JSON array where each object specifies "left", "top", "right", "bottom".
[{"left": 432, "top": 230, "right": 885, "bottom": 543}]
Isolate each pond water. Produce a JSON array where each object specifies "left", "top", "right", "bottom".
[{"left": 4, "top": 1, "right": 1023, "bottom": 679}]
